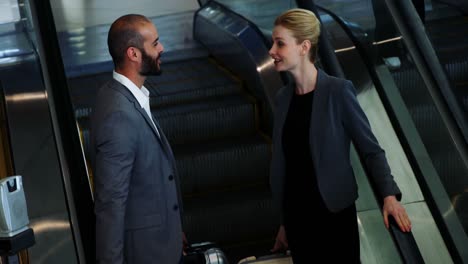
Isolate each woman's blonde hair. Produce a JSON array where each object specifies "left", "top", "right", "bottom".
[{"left": 274, "top": 8, "right": 321, "bottom": 62}]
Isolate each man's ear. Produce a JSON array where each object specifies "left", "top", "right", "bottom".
[{"left": 126, "top": 47, "right": 139, "bottom": 62}]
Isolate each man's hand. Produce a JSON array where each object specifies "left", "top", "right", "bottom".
[
  {"left": 271, "top": 225, "right": 288, "bottom": 252},
  {"left": 383, "top": 195, "right": 412, "bottom": 232}
]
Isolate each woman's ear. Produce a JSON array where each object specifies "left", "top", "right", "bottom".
[{"left": 301, "top": 40, "right": 311, "bottom": 56}]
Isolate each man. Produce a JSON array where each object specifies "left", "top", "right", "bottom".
[{"left": 89, "top": 14, "right": 185, "bottom": 263}]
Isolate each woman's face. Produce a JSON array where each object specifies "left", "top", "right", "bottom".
[{"left": 269, "top": 25, "right": 303, "bottom": 72}]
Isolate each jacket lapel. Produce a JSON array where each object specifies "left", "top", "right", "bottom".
[
  {"left": 276, "top": 84, "right": 293, "bottom": 138},
  {"left": 133, "top": 104, "right": 160, "bottom": 138},
  {"left": 310, "top": 69, "right": 329, "bottom": 167},
  {"left": 151, "top": 114, "right": 177, "bottom": 165},
  {"left": 111, "top": 80, "right": 172, "bottom": 157}
]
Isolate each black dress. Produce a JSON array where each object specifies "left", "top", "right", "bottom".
[{"left": 282, "top": 90, "right": 360, "bottom": 264}]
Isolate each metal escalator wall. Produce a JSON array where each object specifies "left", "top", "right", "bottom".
[
  {"left": 0, "top": 30, "right": 80, "bottom": 264},
  {"left": 0, "top": 81, "right": 30, "bottom": 263},
  {"left": 0, "top": 81, "right": 15, "bottom": 178},
  {"left": 27, "top": 0, "right": 95, "bottom": 262}
]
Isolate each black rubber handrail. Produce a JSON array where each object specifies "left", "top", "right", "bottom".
[
  {"left": 295, "top": 0, "right": 345, "bottom": 79},
  {"left": 194, "top": 0, "right": 273, "bottom": 49},
  {"left": 384, "top": 0, "right": 468, "bottom": 168},
  {"left": 193, "top": 0, "right": 285, "bottom": 132}
]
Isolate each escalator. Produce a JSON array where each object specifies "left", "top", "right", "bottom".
[
  {"left": 424, "top": 2, "right": 468, "bottom": 117},
  {"left": 64, "top": 0, "right": 462, "bottom": 263},
  {"left": 69, "top": 1, "right": 454, "bottom": 263},
  {"left": 385, "top": 3, "right": 468, "bottom": 226},
  {"left": 1, "top": 0, "right": 465, "bottom": 263}
]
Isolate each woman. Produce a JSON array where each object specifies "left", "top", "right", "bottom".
[{"left": 268, "top": 8, "right": 412, "bottom": 263}]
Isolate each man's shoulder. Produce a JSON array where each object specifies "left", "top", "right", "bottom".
[
  {"left": 97, "top": 79, "right": 120, "bottom": 94},
  {"left": 96, "top": 79, "right": 132, "bottom": 102}
]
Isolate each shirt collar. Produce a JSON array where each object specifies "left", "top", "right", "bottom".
[{"left": 113, "top": 71, "right": 150, "bottom": 108}]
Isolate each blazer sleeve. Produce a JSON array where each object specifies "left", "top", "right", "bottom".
[
  {"left": 94, "top": 110, "right": 137, "bottom": 264},
  {"left": 339, "top": 81, "right": 402, "bottom": 201}
]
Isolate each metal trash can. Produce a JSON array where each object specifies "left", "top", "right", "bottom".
[{"left": 0, "top": 176, "right": 29, "bottom": 238}]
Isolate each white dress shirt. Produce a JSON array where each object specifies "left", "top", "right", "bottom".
[{"left": 113, "top": 71, "right": 160, "bottom": 137}]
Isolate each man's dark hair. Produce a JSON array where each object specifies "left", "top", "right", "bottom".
[{"left": 107, "top": 14, "right": 151, "bottom": 68}]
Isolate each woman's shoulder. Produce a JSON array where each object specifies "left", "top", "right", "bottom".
[
  {"left": 318, "top": 70, "right": 355, "bottom": 98},
  {"left": 318, "top": 69, "right": 352, "bottom": 88},
  {"left": 274, "top": 81, "right": 293, "bottom": 101}
]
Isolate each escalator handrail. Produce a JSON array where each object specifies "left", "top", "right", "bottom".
[
  {"left": 193, "top": 0, "right": 284, "bottom": 131},
  {"left": 196, "top": 0, "right": 273, "bottom": 50},
  {"left": 197, "top": 0, "right": 209, "bottom": 7},
  {"left": 384, "top": 0, "right": 468, "bottom": 168},
  {"left": 295, "top": 0, "right": 345, "bottom": 79}
]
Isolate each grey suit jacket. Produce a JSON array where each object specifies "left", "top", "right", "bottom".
[
  {"left": 90, "top": 79, "right": 183, "bottom": 264},
  {"left": 270, "top": 69, "right": 401, "bottom": 215}
]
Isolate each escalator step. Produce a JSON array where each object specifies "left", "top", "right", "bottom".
[
  {"left": 146, "top": 59, "right": 239, "bottom": 95},
  {"left": 182, "top": 187, "right": 278, "bottom": 250},
  {"left": 429, "top": 152, "right": 468, "bottom": 197},
  {"left": 148, "top": 58, "right": 232, "bottom": 84},
  {"left": 173, "top": 135, "right": 270, "bottom": 196},
  {"left": 426, "top": 16, "right": 468, "bottom": 61},
  {"left": 150, "top": 83, "right": 240, "bottom": 108},
  {"left": 445, "top": 59, "right": 468, "bottom": 83},
  {"left": 155, "top": 94, "right": 258, "bottom": 144}
]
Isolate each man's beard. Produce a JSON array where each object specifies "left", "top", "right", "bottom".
[{"left": 140, "top": 48, "right": 162, "bottom": 76}]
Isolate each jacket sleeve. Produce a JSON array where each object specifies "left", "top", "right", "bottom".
[
  {"left": 94, "top": 111, "right": 137, "bottom": 264},
  {"left": 339, "top": 81, "right": 402, "bottom": 201}
]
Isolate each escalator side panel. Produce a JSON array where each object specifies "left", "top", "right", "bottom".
[{"left": 0, "top": 55, "right": 78, "bottom": 263}]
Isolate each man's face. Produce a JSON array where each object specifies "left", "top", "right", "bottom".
[
  {"left": 139, "top": 22, "right": 164, "bottom": 76},
  {"left": 140, "top": 47, "right": 162, "bottom": 76}
]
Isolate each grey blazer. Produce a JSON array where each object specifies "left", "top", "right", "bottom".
[
  {"left": 270, "top": 69, "right": 401, "bottom": 215},
  {"left": 90, "top": 79, "right": 183, "bottom": 264}
]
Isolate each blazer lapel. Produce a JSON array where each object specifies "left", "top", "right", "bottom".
[
  {"left": 151, "top": 114, "right": 177, "bottom": 165},
  {"left": 276, "top": 82, "right": 294, "bottom": 142},
  {"left": 310, "top": 69, "right": 329, "bottom": 167},
  {"left": 133, "top": 104, "right": 175, "bottom": 160},
  {"left": 111, "top": 80, "right": 173, "bottom": 158},
  {"left": 133, "top": 104, "right": 160, "bottom": 137}
]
